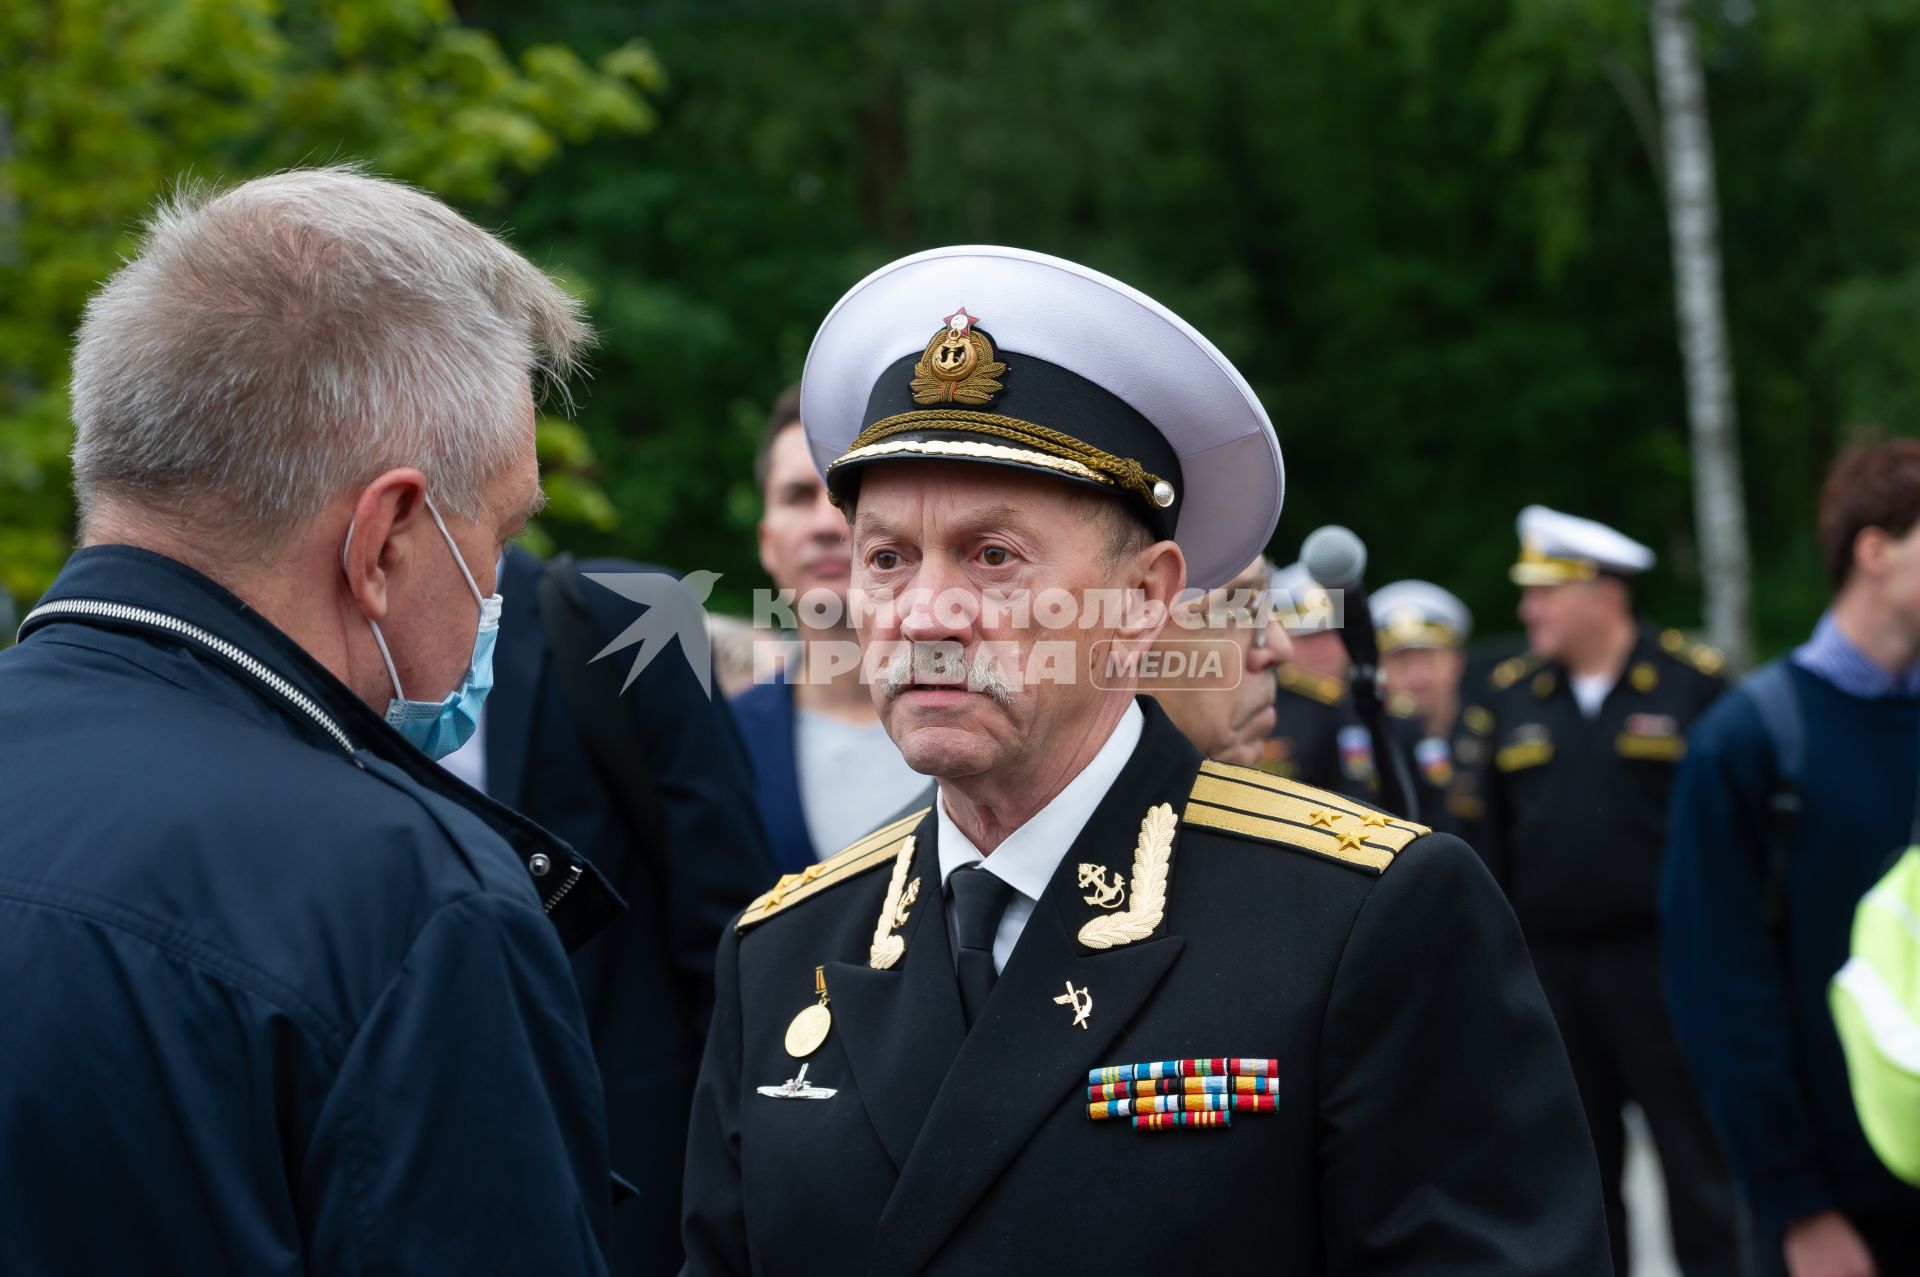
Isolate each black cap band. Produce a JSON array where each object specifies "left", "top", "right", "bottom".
[{"left": 827, "top": 335, "right": 1185, "bottom": 540}]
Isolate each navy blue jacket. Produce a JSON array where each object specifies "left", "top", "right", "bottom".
[
  {"left": 1661, "top": 661, "right": 1920, "bottom": 1227},
  {"left": 490, "top": 547, "right": 773, "bottom": 1273},
  {"left": 728, "top": 676, "right": 817, "bottom": 874},
  {"left": 0, "top": 547, "right": 621, "bottom": 1275}
]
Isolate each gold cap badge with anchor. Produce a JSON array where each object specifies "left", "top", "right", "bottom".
[{"left": 910, "top": 307, "right": 1006, "bottom": 405}]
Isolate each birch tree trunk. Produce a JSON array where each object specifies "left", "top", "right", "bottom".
[{"left": 1650, "top": 0, "right": 1755, "bottom": 669}]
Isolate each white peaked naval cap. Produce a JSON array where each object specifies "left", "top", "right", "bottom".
[
  {"left": 799, "top": 245, "right": 1284, "bottom": 590},
  {"left": 1370, "top": 580, "right": 1473, "bottom": 653},
  {"left": 1510, "top": 505, "right": 1655, "bottom": 585}
]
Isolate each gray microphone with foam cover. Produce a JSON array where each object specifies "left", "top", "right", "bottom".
[
  {"left": 1300, "top": 524, "right": 1368, "bottom": 593},
  {"left": 1298, "top": 524, "right": 1420, "bottom": 821},
  {"left": 1300, "top": 525, "right": 1378, "bottom": 675}
]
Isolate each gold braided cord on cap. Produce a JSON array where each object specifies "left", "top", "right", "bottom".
[
  {"left": 833, "top": 439, "right": 1103, "bottom": 487},
  {"left": 838, "top": 410, "right": 1168, "bottom": 506},
  {"left": 1379, "top": 619, "right": 1462, "bottom": 655}
]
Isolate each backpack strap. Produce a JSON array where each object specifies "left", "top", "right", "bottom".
[{"left": 1737, "top": 659, "right": 1804, "bottom": 930}]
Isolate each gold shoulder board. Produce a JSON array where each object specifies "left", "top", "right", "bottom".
[
  {"left": 1490, "top": 655, "right": 1536, "bottom": 691},
  {"left": 1657, "top": 629, "right": 1724, "bottom": 677},
  {"left": 1279, "top": 665, "right": 1344, "bottom": 706},
  {"left": 736, "top": 807, "right": 930, "bottom": 934},
  {"left": 1183, "top": 759, "right": 1429, "bottom": 876}
]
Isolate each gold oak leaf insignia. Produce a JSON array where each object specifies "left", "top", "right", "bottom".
[
  {"left": 868, "top": 836, "right": 917, "bottom": 970},
  {"left": 1077, "top": 804, "right": 1175, "bottom": 951}
]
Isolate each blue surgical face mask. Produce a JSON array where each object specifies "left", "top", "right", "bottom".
[{"left": 342, "top": 497, "right": 503, "bottom": 760}]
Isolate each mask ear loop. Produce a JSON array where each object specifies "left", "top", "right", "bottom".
[
  {"left": 424, "top": 496, "right": 486, "bottom": 606},
  {"left": 342, "top": 517, "right": 409, "bottom": 702}
]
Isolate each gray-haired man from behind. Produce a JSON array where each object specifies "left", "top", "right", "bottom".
[{"left": 0, "top": 168, "right": 623, "bottom": 1274}]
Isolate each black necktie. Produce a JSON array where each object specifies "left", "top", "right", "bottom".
[{"left": 949, "top": 864, "right": 1015, "bottom": 1029}]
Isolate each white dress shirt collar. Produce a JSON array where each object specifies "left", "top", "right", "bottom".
[{"left": 935, "top": 700, "right": 1145, "bottom": 900}]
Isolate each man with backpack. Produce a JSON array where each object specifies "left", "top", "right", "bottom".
[{"left": 1663, "top": 438, "right": 1920, "bottom": 1277}]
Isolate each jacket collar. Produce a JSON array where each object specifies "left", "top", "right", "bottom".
[{"left": 23, "top": 545, "right": 623, "bottom": 950}]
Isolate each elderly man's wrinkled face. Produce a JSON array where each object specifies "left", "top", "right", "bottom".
[
  {"left": 1145, "top": 556, "right": 1288, "bottom": 766},
  {"left": 850, "top": 463, "right": 1153, "bottom": 780}
]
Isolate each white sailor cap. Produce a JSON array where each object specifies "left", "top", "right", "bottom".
[
  {"left": 799, "top": 245, "right": 1284, "bottom": 590},
  {"left": 1510, "top": 505, "right": 1655, "bottom": 586},
  {"left": 1370, "top": 580, "right": 1472, "bottom": 653},
  {"left": 1268, "top": 560, "right": 1337, "bottom": 634}
]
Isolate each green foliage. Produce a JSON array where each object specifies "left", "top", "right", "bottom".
[
  {"left": 13, "top": 0, "right": 1920, "bottom": 658},
  {"left": 0, "top": 0, "right": 659, "bottom": 607},
  {"left": 451, "top": 0, "right": 1920, "bottom": 649}
]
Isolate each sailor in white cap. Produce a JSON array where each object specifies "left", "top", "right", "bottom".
[
  {"left": 1371, "top": 580, "right": 1476, "bottom": 835},
  {"left": 1261, "top": 559, "right": 1376, "bottom": 800},
  {"left": 683, "top": 248, "right": 1607, "bottom": 1276},
  {"left": 1463, "top": 504, "right": 1738, "bottom": 1274}
]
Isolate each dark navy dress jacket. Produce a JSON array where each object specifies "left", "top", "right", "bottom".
[{"left": 728, "top": 676, "right": 819, "bottom": 874}]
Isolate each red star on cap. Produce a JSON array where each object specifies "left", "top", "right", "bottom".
[{"left": 944, "top": 306, "right": 979, "bottom": 335}]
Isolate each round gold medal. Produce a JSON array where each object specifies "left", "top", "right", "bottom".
[{"left": 784, "top": 1003, "right": 832, "bottom": 1058}]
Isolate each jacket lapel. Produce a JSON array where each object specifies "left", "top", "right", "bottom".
[
  {"left": 870, "top": 705, "right": 1200, "bottom": 1276},
  {"left": 485, "top": 546, "right": 546, "bottom": 811},
  {"left": 821, "top": 812, "right": 964, "bottom": 1171}
]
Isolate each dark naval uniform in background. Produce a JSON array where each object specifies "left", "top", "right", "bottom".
[
  {"left": 1389, "top": 698, "right": 1475, "bottom": 838},
  {"left": 1466, "top": 625, "right": 1734, "bottom": 1274},
  {"left": 1262, "top": 664, "right": 1377, "bottom": 802},
  {"left": 683, "top": 700, "right": 1609, "bottom": 1275}
]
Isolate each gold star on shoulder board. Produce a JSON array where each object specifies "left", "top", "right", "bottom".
[
  {"left": 1335, "top": 829, "right": 1366, "bottom": 852},
  {"left": 1361, "top": 812, "right": 1391, "bottom": 828},
  {"left": 1308, "top": 808, "right": 1339, "bottom": 829}
]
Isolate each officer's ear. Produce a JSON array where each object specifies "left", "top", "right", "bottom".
[
  {"left": 341, "top": 468, "right": 430, "bottom": 622},
  {"left": 1114, "top": 539, "right": 1186, "bottom": 649}
]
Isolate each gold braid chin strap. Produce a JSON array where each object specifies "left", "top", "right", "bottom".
[{"left": 842, "top": 410, "right": 1167, "bottom": 506}]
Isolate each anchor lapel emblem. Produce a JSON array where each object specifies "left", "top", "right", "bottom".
[
  {"left": 1077, "top": 863, "right": 1127, "bottom": 909},
  {"left": 1077, "top": 803, "right": 1175, "bottom": 951}
]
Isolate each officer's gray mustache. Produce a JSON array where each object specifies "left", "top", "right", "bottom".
[{"left": 879, "top": 643, "right": 1015, "bottom": 708}]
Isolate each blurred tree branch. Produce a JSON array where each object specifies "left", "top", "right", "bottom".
[{"left": 0, "top": 0, "right": 661, "bottom": 605}]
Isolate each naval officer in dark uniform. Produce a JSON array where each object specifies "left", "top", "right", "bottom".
[
  {"left": 682, "top": 247, "right": 1609, "bottom": 1275},
  {"left": 1464, "top": 505, "right": 1739, "bottom": 1277},
  {"left": 1372, "top": 579, "right": 1478, "bottom": 837},
  {"left": 1262, "top": 559, "right": 1381, "bottom": 801}
]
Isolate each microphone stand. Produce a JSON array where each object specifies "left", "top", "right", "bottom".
[{"left": 1345, "top": 640, "right": 1422, "bottom": 827}]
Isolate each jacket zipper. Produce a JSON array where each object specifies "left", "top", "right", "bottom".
[
  {"left": 22, "top": 598, "right": 356, "bottom": 755},
  {"left": 542, "top": 862, "right": 584, "bottom": 915}
]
